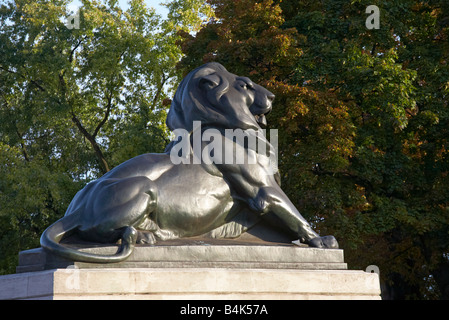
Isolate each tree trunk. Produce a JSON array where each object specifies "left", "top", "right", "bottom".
[{"left": 71, "top": 114, "right": 110, "bottom": 174}]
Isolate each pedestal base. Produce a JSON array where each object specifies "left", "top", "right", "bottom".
[
  {"left": 0, "top": 267, "right": 380, "bottom": 300},
  {"left": 1, "top": 233, "right": 381, "bottom": 300}
]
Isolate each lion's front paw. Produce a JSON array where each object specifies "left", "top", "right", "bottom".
[{"left": 307, "top": 235, "right": 339, "bottom": 249}]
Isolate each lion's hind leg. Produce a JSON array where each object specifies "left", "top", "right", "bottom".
[{"left": 84, "top": 176, "right": 158, "bottom": 244}]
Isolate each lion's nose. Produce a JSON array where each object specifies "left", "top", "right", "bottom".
[{"left": 267, "top": 93, "right": 275, "bottom": 103}]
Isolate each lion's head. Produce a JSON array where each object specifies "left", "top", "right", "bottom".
[{"left": 166, "top": 63, "right": 275, "bottom": 133}]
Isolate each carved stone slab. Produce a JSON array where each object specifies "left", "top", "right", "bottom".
[{"left": 17, "top": 240, "right": 347, "bottom": 273}]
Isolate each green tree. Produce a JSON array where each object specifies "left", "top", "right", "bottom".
[
  {"left": 178, "top": 0, "right": 449, "bottom": 299},
  {"left": 0, "top": 0, "right": 209, "bottom": 274}
]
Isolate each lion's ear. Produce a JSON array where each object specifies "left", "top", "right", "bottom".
[{"left": 199, "top": 74, "right": 220, "bottom": 90}]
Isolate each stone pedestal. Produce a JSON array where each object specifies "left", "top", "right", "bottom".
[
  {"left": 0, "top": 238, "right": 381, "bottom": 300},
  {"left": 15, "top": 242, "right": 348, "bottom": 272},
  {"left": 0, "top": 267, "right": 380, "bottom": 300}
]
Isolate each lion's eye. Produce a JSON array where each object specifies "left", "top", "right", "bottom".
[{"left": 239, "top": 82, "right": 254, "bottom": 90}]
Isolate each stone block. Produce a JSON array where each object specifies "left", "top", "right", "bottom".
[
  {"left": 0, "top": 267, "right": 381, "bottom": 300},
  {"left": 16, "top": 240, "right": 348, "bottom": 272},
  {"left": 2, "top": 239, "right": 381, "bottom": 300}
]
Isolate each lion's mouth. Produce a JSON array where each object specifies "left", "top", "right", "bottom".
[{"left": 254, "top": 114, "right": 268, "bottom": 128}]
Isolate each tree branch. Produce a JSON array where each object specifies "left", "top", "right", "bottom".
[
  {"left": 93, "top": 90, "right": 113, "bottom": 139},
  {"left": 69, "top": 37, "right": 84, "bottom": 63},
  {"left": 71, "top": 112, "right": 110, "bottom": 174},
  {"left": 16, "top": 129, "right": 30, "bottom": 162},
  {"left": 150, "top": 73, "right": 168, "bottom": 110},
  {"left": 0, "top": 65, "right": 46, "bottom": 92}
]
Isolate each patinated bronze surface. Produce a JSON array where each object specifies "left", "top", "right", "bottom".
[{"left": 40, "top": 63, "right": 338, "bottom": 263}]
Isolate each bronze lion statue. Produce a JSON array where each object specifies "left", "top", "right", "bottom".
[{"left": 40, "top": 63, "right": 338, "bottom": 263}]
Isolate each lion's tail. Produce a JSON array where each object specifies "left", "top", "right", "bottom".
[{"left": 40, "top": 213, "right": 137, "bottom": 263}]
